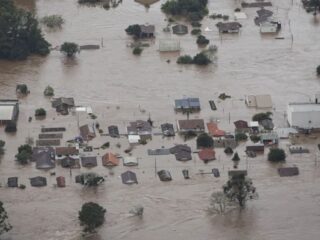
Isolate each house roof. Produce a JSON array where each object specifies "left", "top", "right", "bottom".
[
  {"left": 128, "top": 135, "right": 141, "bottom": 144},
  {"left": 278, "top": 167, "right": 299, "bottom": 177},
  {"left": 161, "top": 123, "right": 175, "bottom": 136},
  {"left": 234, "top": 120, "right": 249, "bottom": 129},
  {"left": 80, "top": 124, "right": 96, "bottom": 141},
  {"left": 0, "top": 105, "right": 14, "bottom": 121},
  {"left": 55, "top": 147, "right": 78, "bottom": 156},
  {"left": 108, "top": 125, "right": 119, "bottom": 137},
  {"left": 261, "top": 132, "right": 278, "bottom": 140},
  {"left": 102, "top": 152, "right": 119, "bottom": 167},
  {"left": 216, "top": 22, "right": 242, "bottom": 32},
  {"left": 121, "top": 171, "right": 138, "bottom": 184},
  {"left": 32, "top": 147, "right": 55, "bottom": 161},
  {"left": 170, "top": 144, "right": 192, "bottom": 161},
  {"left": 198, "top": 148, "right": 216, "bottom": 161},
  {"left": 127, "top": 120, "right": 152, "bottom": 134},
  {"left": 81, "top": 156, "right": 97, "bottom": 168},
  {"left": 140, "top": 24, "right": 155, "bottom": 34},
  {"left": 177, "top": 119, "right": 205, "bottom": 131},
  {"left": 207, "top": 122, "right": 225, "bottom": 137},
  {"left": 7, "top": 177, "right": 18, "bottom": 187},
  {"left": 35, "top": 152, "right": 55, "bottom": 169},
  {"left": 242, "top": 2, "right": 272, "bottom": 8},
  {"left": 61, "top": 157, "right": 78, "bottom": 168},
  {"left": 249, "top": 121, "right": 259, "bottom": 127},
  {"left": 148, "top": 148, "right": 171, "bottom": 155},
  {"left": 175, "top": 98, "right": 200, "bottom": 109},
  {"left": 288, "top": 102, "right": 320, "bottom": 113},
  {"left": 172, "top": 24, "right": 188, "bottom": 35},
  {"left": 56, "top": 176, "right": 66, "bottom": 187}
]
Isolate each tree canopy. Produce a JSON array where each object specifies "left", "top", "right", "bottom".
[
  {"left": 0, "top": 201, "right": 12, "bottom": 236},
  {"left": 79, "top": 202, "right": 106, "bottom": 233},
  {"left": 268, "top": 148, "right": 286, "bottom": 162},
  {"left": 60, "top": 42, "right": 79, "bottom": 57},
  {"left": 125, "top": 24, "right": 141, "bottom": 38},
  {"left": 15, "top": 144, "right": 32, "bottom": 164},
  {"left": 196, "top": 133, "right": 213, "bottom": 148},
  {"left": 0, "top": 0, "right": 50, "bottom": 60}
]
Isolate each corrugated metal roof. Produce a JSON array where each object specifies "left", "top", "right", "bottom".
[{"left": 0, "top": 105, "right": 14, "bottom": 120}]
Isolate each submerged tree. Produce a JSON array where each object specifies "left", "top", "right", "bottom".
[
  {"left": 40, "top": 15, "right": 64, "bottom": 28},
  {"left": 196, "top": 133, "right": 213, "bottom": 148},
  {"left": 79, "top": 202, "right": 106, "bottom": 233},
  {"left": 0, "top": 0, "right": 50, "bottom": 60},
  {"left": 60, "top": 42, "right": 79, "bottom": 57},
  {"left": 223, "top": 172, "right": 258, "bottom": 208},
  {"left": 208, "top": 191, "right": 235, "bottom": 215},
  {"left": 268, "top": 148, "right": 286, "bottom": 162},
  {"left": 0, "top": 201, "right": 12, "bottom": 236},
  {"left": 15, "top": 144, "right": 32, "bottom": 164}
]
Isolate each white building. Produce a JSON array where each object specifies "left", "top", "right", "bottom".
[
  {"left": 0, "top": 99, "right": 19, "bottom": 124},
  {"left": 287, "top": 103, "right": 320, "bottom": 129}
]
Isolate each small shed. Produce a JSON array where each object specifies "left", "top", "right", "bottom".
[
  {"left": 56, "top": 176, "right": 66, "bottom": 187},
  {"left": 246, "top": 143, "right": 265, "bottom": 152},
  {"left": 128, "top": 135, "right": 141, "bottom": 144},
  {"left": 139, "top": 24, "right": 155, "bottom": 38},
  {"left": 158, "top": 170, "right": 172, "bottom": 181},
  {"left": 80, "top": 124, "right": 96, "bottom": 141},
  {"left": 170, "top": 144, "right": 192, "bottom": 161},
  {"left": 121, "top": 171, "right": 138, "bottom": 184},
  {"left": 102, "top": 152, "right": 119, "bottom": 167},
  {"left": 123, "top": 156, "right": 138, "bottom": 166},
  {"left": 7, "top": 177, "right": 18, "bottom": 187},
  {"left": 81, "top": 156, "right": 97, "bottom": 168},
  {"left": 172, "top": 24, "right": 188, "bottom": 35},
  {"left": 289, "top": 145, "right": 309, "bottom": 154},
  {"left": 278, "top": 167, "right": 299, "bottom": 177},
  {"left": 108, "top": 125, "right": 119, "bottom": 138},
  {"left": 198, "top": 148, "right": 216, "bottom": 163},
  {"left": 30, "top": 176, "right": 47, "bottom": 187}
]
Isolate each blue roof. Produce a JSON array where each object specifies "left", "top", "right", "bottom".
[{"left": 175, "top": 98, "right": 200, "bottom": 109}]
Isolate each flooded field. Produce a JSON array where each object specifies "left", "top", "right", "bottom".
[{"left": 1, "top": 0, "right": 320, "bottom": 239}]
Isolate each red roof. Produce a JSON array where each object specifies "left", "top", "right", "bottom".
[
  {"left": 102, "top": 152, "right": 119, "bottom": 167},
  {"left": 234, "top": 120, "right": 249, "bottom": 129},
  {"left": 207, "top": 122, "right": 225, "bottom": 137},
  {"left": 198, "top": 148, "right": 216, "bottom": 161}
]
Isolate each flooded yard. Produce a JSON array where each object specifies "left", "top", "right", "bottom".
[{"left": 1, "top": 0, "right": 320, "bottom": 239}]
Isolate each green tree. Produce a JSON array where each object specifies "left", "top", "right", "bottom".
[
  {"left": 133, "top": 47, "right": 143, "bottom": 55},
  {"left": 196, "top": 133, "right": 213, "bottom": 148},
  {"left": 0, "top": 0, "right": 50, "bottom": 60},
  {"left": 268, "top": 148, "right": 286, "bottom": 162},
  {"left": 35, "top": 108, "right": 46, "bottom": 117},
  {"left": 223, "top": 172, "right": 257, "bottom": 208},
  {"left": 60, "top": 42, "right": 79, "bottom": 57},
  {"left": 235, "top": 132, "right": 248, "bottom": 142},
  {"left": 192, "top": 52, "right": 211, "bottom": 65},
  {"left": 0, "top": 201, "right": 12, "bottom": 236},
  {"left": 125, "top": 24, "right": 141, "bottom": 38},
  {"left": 79, "top": 202, "right": 106, "bottom": 233},
  {"left": 15, "top": 144, "right": 32, "bottom": 164},
  {"left": 43, "top": 85, "right": 54, "bottom": 96},
  {"left": 177, "top": 55, "right": 193, "bottom": 64},
  {"left": 16, "top": 84, "right": 29, "bottom": 94},
  {"left": 196, "top": 35, "right": 209, "bottom": 45}
]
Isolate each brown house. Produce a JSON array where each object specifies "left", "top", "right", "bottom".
[
  {"left": 102, "top": 152, "right": 119, "bottom": 167},
  {"left": 80, "top": 124, "right": 96, "bottom": 141},
  {"left": 177, "top": 119, "right": 205, "bottom": 133},
  {"left": 198, "top": 148, "right": 216, "bottom": 163}
]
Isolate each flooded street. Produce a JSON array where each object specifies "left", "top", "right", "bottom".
[{"left": 1, "top": 0, "right": 320, "bottom": 239}]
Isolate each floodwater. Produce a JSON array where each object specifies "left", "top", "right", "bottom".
[{"left": 1, "top": 0, "right": 320, "bottom": 239}]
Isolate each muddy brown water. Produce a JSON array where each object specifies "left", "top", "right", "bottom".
[{"left": 1, "top": 0, "right": 320, "bottom": 239}]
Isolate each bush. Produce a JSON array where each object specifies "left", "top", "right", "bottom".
[
  {"left": 79, "top": 202, "right": 106, "bottom": 233},
  {"left": 196, "top": 35, "right": 210, "bottom": 45},
  {"left": 252, "top": 112, "right": 272, "bottom": 122},
  {"left": 43, "top": 86, "right": 54, "bottom": 96},
  {"left": 60, "top": 42, "right": 79, "bottom": 57},
  {"left": 5, "top": 121, "right": 17, "bottom": 133},
  {"left": 192, "top": 52, "right": 211, "bottom": 65},
  {"left": 191, "top": 29, "right": 202, "bottom": 35},
  {"left": 317, "top": 65, "right": 320, "bottom": 75},
  {"left": 268, "top": 148, "right": 286, "bottom": 162},
  {"left": 235, "top": 133, "right": 248, "bottom": 142},
  {"left": 197, "top": 133, "right": 213, "bottom": 148},
  {"left": 35, "top": 108, "right": 46, "bottom": 117},
  {"left": 250, "top": 135, "right": 261, "bottom": 143},
  {"left": 133, "top": 47, "right": 143, "bottom": 55},
  {"left": 40, "top": 15, "right": 64, "bottom": 28},
  {"left": 177, "top": 55, "right": 193, "bottom": 64}
]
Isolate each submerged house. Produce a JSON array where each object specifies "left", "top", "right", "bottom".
[
  {"left": 32, "top": 147, "right": 55, "bottom": 170},
  {"left": 51, "top": 97, "right": 75, "bottom": 115},
  {"left": 56, "top": 176, "right": 66, "bottom": 187},
  {"left": 198, "top": 148, "right": 216, "bottom": 163},
  {"left": 216, "top": 22, "right": 242, "bottom": 33},
  {"left": 246, "top": 143, "right": 265, "bottom": 153},
  {"left": 177, "top": 119, "right": 205, "bottom": 133},
  {"left": 127, "top": 120, "right": 152, "bottom": 141},
  {"left": 121, "top": 171, "right": 138, "bottom": 184},
  {"left": 81, "top": 156, "right": 97, "bottom": 168},
  {"left": 7, "top": 177, "right": 18, "bottom": 188},
  {"left": 123, "top": 156, "right": 138, "bottom": 166},
  {"left": 0, "top": 99, "right": 19, "bottom": 125},
  {"left": 161, "top": 123, "right": 175, "bottom": 136},
  {"left": 108, "top": 125, "right": 119, "bottom": 138},
  {"left": 207, "top": 122, "right": 225, "bottom": 137},
  {"left": 139, "top": 24, "right": 155, "bottom": 38},
  {"left": 172, "top": 24, "right": 188, "bottom": 35},
  {"left": 55, "top": 147, "right": 79, "bottom": 168},
  {"left": 278, "top": 167, "right": 299, "bottom": 177},
  {"left": 102, "top": 152, "right": 119, "bottom": 167},
  {"left": 260, "top": 21, "right": 281, "bottom": 33},
  {"left": 80, "top": 124, "right": 96, "bottom": 141},
  {"left": 170, "top": 144, "right": 192, "bottom": 161},
  {"left": 30, "top": 176, "right": 47, "bottom": 187}
]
